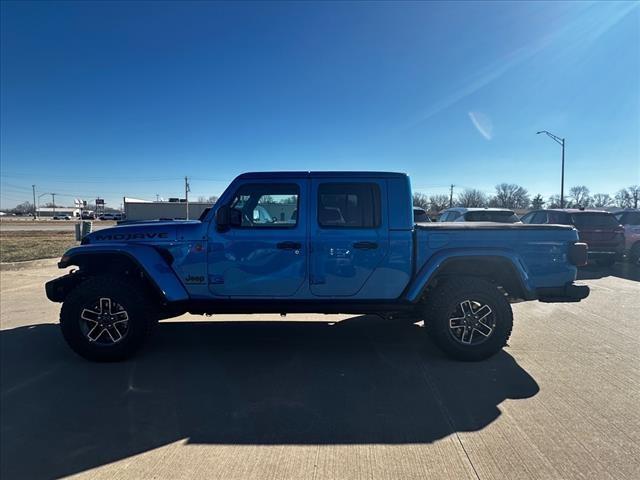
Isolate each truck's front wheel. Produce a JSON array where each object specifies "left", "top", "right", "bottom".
[
  {"left": 60, "top": 275, "right": 156, "bottom": 361},
  {"left": 425, "top": 277, "right": 513, "bottom": 361}
]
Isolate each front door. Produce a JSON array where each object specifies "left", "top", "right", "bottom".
[
  {"left": 208, "top": 180, "right": 307, "bottom": 297},
  {"left": 309, "top": 179, "right": 388, "bottom": 296}
]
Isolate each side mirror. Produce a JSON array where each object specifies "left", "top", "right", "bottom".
[
  {"left": 216, "top": 205, "right": 242, "bottom": 230},
  {"left": 215, "top": 205, "right": 230, "bottom": 230}
]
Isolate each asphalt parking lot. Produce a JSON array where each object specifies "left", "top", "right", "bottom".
[{"left": 1, "top": 260, "right": 639, "bottom": 479}]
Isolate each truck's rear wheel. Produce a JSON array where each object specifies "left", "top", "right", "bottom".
[
  {"left": 60, "top": 275, "right": 156, "bottom": 361},
  {"left": 425, "top": 277, "right": 513, "bottom": 361}
]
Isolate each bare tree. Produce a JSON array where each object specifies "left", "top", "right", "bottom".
[
  {"left": 10, "top": 201, "right": 35, "bottom": 215},
  {"left": 628, "top": 185, "right": 640, "bottom": 209},
  {"left": 592, "top": 193, "right": 613, "bottom": 208},
  {"left": 197, "top": 195, "right": 218, "bottom": 203},
  {"left": 412, "top": 192, "right": 430, "bottom": 210},
  {"left": 547, "top": 194, "right": 561, "bottom": 209},
  {"left": 530, "top": 194, "right": 544, "bottom": 209},
  {"left": 615, "top": 188, "right": 632, "bottom": 208},
  {"left": 568, "top": 185, "right": 591, "bottom": 208},
  {"left": 429, "top": 194, "right": 449, "bottom": 212},
  {"left": 456, "top": 189, "right": 487, "bottom": 207},
  {"left": 491, "top": 183, "right": 530, "bottom": 209}
]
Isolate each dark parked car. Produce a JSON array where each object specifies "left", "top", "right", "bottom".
[{"left": 521, "top": 209, "right": 624, "bottom": 266}]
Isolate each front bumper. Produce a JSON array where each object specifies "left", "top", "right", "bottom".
[
  {"left": 536, "top": 282, "right": 590, "bottom": 303},
  {"left": 45, "top": 272, "right": 83, "bottom": 302}
]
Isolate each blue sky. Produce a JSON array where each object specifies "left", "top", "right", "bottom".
[{"left": 1, "top": 1, "right": 638, "bottom": 209}]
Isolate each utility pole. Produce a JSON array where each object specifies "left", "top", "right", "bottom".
[
  {"left": 51, "top": 193, "right": 56, "bottom": 216},
  {"left": 537, "top": 131, "right": 565, "bottom": 208},
  {"left": 184, "top": 176, "right": 190, "bottom": 220},
  {"left": 32, "top": 185, "right": 36, "bottom": 219},
  {"left": 449, "top": 184, "right": 455, "bottom": 208}
]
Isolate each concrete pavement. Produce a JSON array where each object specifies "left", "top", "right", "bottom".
[{"left": 1, "top": 260, "right": 639, "bottom": 479}]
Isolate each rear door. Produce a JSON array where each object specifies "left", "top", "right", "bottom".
[{"left": 309, "top": 179, "right": 388, "bottom": 296}]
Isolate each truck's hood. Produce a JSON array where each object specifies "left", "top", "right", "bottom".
[{"left": 84, "top": 220, "right": 202, "bottom": 244}]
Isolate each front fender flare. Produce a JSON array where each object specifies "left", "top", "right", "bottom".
[
  {"left": 59, "top": 244, "right": 189, "bottom": 303},
  {"left": 403, "top": 249, "right": 536, "bottom": 303}
]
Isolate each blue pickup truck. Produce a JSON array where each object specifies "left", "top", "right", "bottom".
[{"left": 46, "top": 171, "right": 589, "bottom": 362}]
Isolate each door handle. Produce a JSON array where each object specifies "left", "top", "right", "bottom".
[
  {"left": 277, "top": 241, "right": 302, "bottom": 250},
  {"left": 353, "top": 241, "right": 378, "bottom": 250}
]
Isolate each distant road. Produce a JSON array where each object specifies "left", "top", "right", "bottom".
[{"left": 0, "top": 221, "right": 115, "bottom": 232}]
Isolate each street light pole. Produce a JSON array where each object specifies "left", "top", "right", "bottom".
[
  {"left": 37, "top": 192, "right": 51, "bottom": 219},
  {"left": 537, "top": 131, "right": 566, "bottom": 208},
  {"left": 560, "top": 138, "right": 565, "bottom": 208},
  {"left": 32, "top": 185, "right": 37, "bottom": 219}
]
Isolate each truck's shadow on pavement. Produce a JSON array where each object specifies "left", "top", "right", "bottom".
[{"left": 1, "top": 317, "right": 538, "bottom": 479}]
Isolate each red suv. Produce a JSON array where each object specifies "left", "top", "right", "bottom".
[{"left": 521, "top": 209, "right": 624, "bottom": 267}]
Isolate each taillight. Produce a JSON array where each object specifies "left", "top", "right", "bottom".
[{"left": 568, "top": 242, "right": 588, "bottom": 266}]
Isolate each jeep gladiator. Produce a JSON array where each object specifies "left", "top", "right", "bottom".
[{"left": 46, "top": 171, "right": 590, "bottom": 361}]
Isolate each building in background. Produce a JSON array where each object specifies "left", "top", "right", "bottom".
[
  {"left": 123, "top": 197, "right": 213, "bottom": 221},
  {"left": 36, "top": 207, "right": 81, "bottom": 217}
]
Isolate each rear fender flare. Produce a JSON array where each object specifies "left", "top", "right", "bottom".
[{"left": 404, "top": 249, "right": 535, "bottom": 302}]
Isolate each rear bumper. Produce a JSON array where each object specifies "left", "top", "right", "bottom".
[{"left": 536, "top": 282, "right": 590, "bottom": 303}]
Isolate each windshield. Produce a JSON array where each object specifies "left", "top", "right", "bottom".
[
  {"left": 464, "top": 211, "right": 519, "bottom": 223},
  {"left": 571, "top": 212, "right": 619, "bottom": 228}
]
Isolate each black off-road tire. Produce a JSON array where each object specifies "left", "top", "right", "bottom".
[
  {"left": 60, "top": 275, "right": 157, "bottom": 362},
  {"left": 424, "top": 277, "right": 513, "bottom": 361}
]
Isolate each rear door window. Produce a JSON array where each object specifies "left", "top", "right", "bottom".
[
  {"left": 547, "top": 212, "right": 569, "bottom": 224},
  {"left": 318, "top": 183, "right": 381, "bottom": 228},
  {"left": 520, "top": 212, "right": 534, "bottom": 223},
  {"left": 532, "top": 212, "right": 548, "bottom": 223}
]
